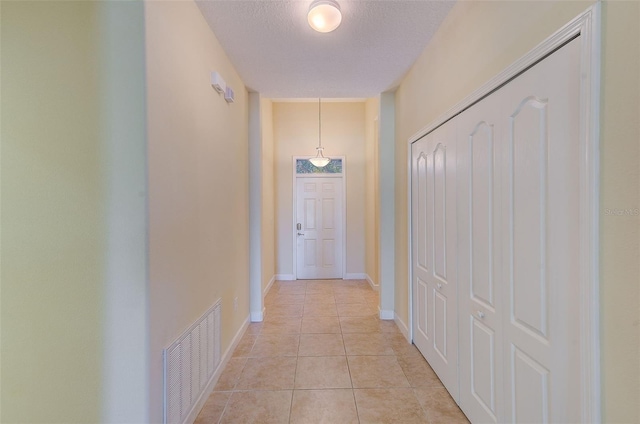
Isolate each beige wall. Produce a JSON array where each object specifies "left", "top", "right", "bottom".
[
  {"left": 261, "top": 98, "right": 276, "bottom": 293},
  {"left": 394, "top": 1, "right": 639, "bottom": 421},
  {"left": 273, "top": 101, "right": 366, "bottom": 278},
  {"left": 1, "top": 1, "right": 149, "bottom": 421},
  {"left": 1, "top": 3, "right": 105, "bottom": 421},
  {"left": 364, "top": 97, "right": 380, "bottom": 287},
  {"left": 599, "top": 2, "right": 640, "bottom": 421},
  {"left": 145, "top": 1, "right": 249, "bottom": 422}
]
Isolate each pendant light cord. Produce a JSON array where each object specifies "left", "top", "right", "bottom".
[{"left": 318, "top": 97, "right": 322, "bottom": 149}]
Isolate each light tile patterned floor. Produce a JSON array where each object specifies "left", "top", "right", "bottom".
[{"left": 195, "top": 280, "right": 469, "bottom": 424}]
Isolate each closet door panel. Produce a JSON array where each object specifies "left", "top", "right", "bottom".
[
  {"left": 457, "top": 93, "right": 504, "bottom": 423},
  {"left": 412, "top": 120, "right": 459, "bottom": 399},
  {"left": 501, "top": 37, "right": 582, "bottom": 424},
  {"left": 412, "top": 139, "right": 432, "bottom": 356}
]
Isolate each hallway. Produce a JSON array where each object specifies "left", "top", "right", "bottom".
[{"left": 194, "top": 280, "right": 469, "bottom": 423}]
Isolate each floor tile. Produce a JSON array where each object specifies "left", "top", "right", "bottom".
[
  {"left": 232, "top": 334, "right": 257, "bottom": 357},
  {"left": 303, "top": 302, "right": 338, "bottom": 317},
  {"left": 334, "top": 293, "right": 368, "bottom": 304},
  {"left": 274, "top": 280, "right": 307, "bottom": 289},
  {"left": 336, "top": 302, "right": 378, "bottom": 317},
  {"left": 385, "top": 333, "right": 424, "bottom": 358},
  {"left": 354, "top": 388, "right": 427, "bottom": 424},
  {"left": 301, "top": 316, "right": 341, "bottom": 333},
  {"left": 363, "top": 291, "right": 380, "bottom": 302},
  {"left": 342, "top": 333, "right": 394, "bottom": 355},
  {"left": 397, "top": 354, "right": 444, "bottom": 388},
  {"left": 195, "top": 279, "right": 469, "bottom": 424},
  {"left": 249, "top": 334, "right": 299, "bottom": 357},
  {"left": 306, "top": 287, "right": 334, "bottom": 295},
  {"left": 277, "top": 286, "right": 306, "bottom": 296},
  {"left": 265, "top": 302, "right": 304, "bottom": 317},
  {"left": 298, "top": 333, "right": 345, "bottom": 356},
  {"left": 194, "top": 391, "right": 231, "bottom": 424},
  {"left": 245, "top": 322, "right": 263, "bottom": 335},
  {"left": 214, "top": 357, "right": 247, "bottom": 391},
  {"left": 306, "top": 281, "right": 334, "bottom": 290},
  {"left": 414, "top": 387, "right": 470, "bottom": 423},
  {"left": 305, "top": 294, "right": 336, "bottom": 304},
  {"left": 348, "top": 355, "right": 410, "bottom": 388},
  {"left": 295, "top": 356, "right": 352, "bottom": 389},
  {"left": 220, "top": 390, "right": 292, "bottom": 424},
  {"left": 339, "top": 316, "right": 382, "bottom": 333},
  {"left": 268, "top": 293, "right": 306, "bottom": 304},
  {"left": 261, "top": 316, "right": 301, "bottom": 334},
  {"left": 290, "top": 389, "right": 358, "bottom": 424},
  {"left": 235, "top": 356, "right": 297, "bottom": 390},
  {"left": 379, "top": 319, "right": 401, "bottom": 333}
]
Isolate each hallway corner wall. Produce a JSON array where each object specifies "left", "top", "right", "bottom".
[
  {"left": 1, "top": 2, "right": 106, "bottom": 421},
  {"left": 261, "top": 98, "right": 276, "bottom": 295},
  {"left": 1, "top": 1, "right": 149, "bottom": 422},
  {"left": 145, "top": 1, "right": 250, "bottom": 421},
  {"left": 364, "top": 97, "right": 380, "bottom": 289}
]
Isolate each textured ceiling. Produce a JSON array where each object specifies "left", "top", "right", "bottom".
[{"left": 196, "top": 0, "right": 455, "bottom": 98}]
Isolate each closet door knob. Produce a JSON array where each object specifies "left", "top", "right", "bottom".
[
  {"left": 477, "top": 311, "right": 485, "bottom": 319},
  {"left": 437, "top": 283, "right": 442, "bottom": 290}
]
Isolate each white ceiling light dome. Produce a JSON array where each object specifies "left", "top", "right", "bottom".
[{"left": 308, "top": 0, "right": 342, "bottom": 33}]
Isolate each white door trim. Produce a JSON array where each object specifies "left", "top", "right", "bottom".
[
  {"left": 292, "top": 156, "right": 347, "bottom": 280},
  {"left": 406, "top": 5, "right": 601, "bottom": 422}
]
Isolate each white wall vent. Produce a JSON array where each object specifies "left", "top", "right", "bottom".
[{"left": 163, "top": 299, "right": 221, "bottom": 424}]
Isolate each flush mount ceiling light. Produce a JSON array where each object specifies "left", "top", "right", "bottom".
[
  {"left": 307, "top": 0, "right": 342, "bottom": 33},
  {"left": 309, "top": 98, "right": 331, "bottom": 168}
]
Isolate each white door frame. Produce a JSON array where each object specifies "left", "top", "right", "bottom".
[
  {"left": 406, "top": 5, "right": 601, "bottom": 422},
  {"left": 292, "top": 156, "right": 347, "bottom": 280}
]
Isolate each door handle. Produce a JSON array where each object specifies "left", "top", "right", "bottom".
[
  {"left": 297, "top": 232, "right": 304, "bottom": 236},
  {"left": 437, "top": 283, "right": 442, "bottom": 290},
  {"left": 477, "top": 311, "right": 485, "bottom": 319}
]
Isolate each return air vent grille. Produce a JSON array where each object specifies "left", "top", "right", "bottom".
[{"left": 163, "top": 299, "right": 221, "bottom": 424}]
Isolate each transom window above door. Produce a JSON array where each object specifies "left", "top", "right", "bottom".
[{"left": 296, "top": 158, "right": 343, "bottom": 175}]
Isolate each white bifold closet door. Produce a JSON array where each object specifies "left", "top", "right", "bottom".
[
  {"left": 457, "top": 91, "right": 505, "bottom": 423},
  {"left": 497, "top": 37, "right": 582, "bottom": 423},
  {"left": 412, "top": 36, "right": 583, "bottom": 423},
  {"left": 411, "top": 118, "right": 458, "bottom": 396}
]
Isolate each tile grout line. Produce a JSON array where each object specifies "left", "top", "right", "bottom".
[
  {"left": 342, "top": 320, "right": 362, "bottom": 423},
  {"left": 287, "top": 281, "right": 308, "bottom": 424}
]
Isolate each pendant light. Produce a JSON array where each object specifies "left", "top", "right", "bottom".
[{"left": 309, "top": 98, "right": 331, "bottom": 168}]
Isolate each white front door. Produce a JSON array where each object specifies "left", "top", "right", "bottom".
[
  {"left": 295, "top": 177, "right": 343, "bottom": 279},
  {"left": 411, "top": 120, "right": 459, "bottom": 397}
]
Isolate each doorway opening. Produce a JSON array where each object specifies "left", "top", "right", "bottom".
[{"left": 293, "top": 157, "right": 346, "bottom": 280}]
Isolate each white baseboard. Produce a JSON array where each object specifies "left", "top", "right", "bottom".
[
  {"left": 394, "top": 312, "right": 410, "bottom": 342},
  {"left": 379, "top": 308, "right": 394, "bottom": 320},
  {"left": 344, "top": 273, "right": 367, "bottom": 280},
  {"left": 275, "top": 273, "right": 295, "bottom": 281},
  {"left": 365, "top": 274, "right": 379, "bottom": 291},
  {"left": 263, "top": 275, "right": 276, "bottom": 296},
  {"left": 250, "top": 307, "right": 265, "bottom": 322},
  {"left": 183, "top": 315, "right": 249, "bottom": 424}
]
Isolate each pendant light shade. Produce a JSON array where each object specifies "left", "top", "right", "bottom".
[
  {"left": 308, "top": 0, "right": 342, "bottom": 33},
  {"left": 309, "top": 98, "right": 331, "bottom": 168},
  {"left": 309, "top": 148, "right": 331, "bottom": 168}
]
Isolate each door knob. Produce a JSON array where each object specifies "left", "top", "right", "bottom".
[
  {"left": 297, "top": 232, "right": 304, "bottom": 236},
  {"left": 437, "top": 283, "right": 442, "bottom": 290},
  {"left": 477, "top": 311, "right": 485, "bottom": 319}
]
